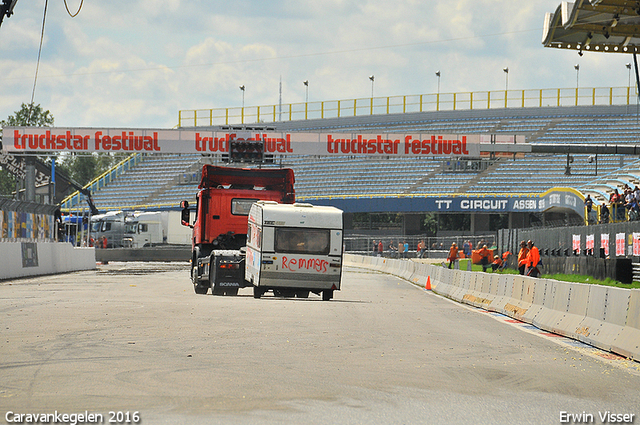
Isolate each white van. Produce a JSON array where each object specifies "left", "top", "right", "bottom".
[{"left": 245, "top": 201, "right": 343, "bottom": 300}]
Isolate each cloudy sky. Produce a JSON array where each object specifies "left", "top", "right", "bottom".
[{"left": 0, "top": 0, "right": 633, "bottom": 129}]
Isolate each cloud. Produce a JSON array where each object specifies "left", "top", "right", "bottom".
[{"left": 0, "top": 0, "right": 634, "bottom": 129}]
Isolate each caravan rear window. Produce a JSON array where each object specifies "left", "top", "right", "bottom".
[{"left": 275, "top": 228, "right": 330, "bottom": 255}]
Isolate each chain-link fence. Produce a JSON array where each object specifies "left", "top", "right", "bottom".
[{"left": 344, "top": 234, "right": 496, "bottom": 258}]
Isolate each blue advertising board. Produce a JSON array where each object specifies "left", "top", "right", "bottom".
[{"left": 304, "top": 188, "right": 585, "bottom": 217}]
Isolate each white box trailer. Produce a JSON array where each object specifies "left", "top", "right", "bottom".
[
  {"left": 93, "top": 210, "right": 193, "bottom": 248},
  {"left": 245, "top": 201, "right": 343, "bottom": 300},
  {"left": 124, "top": 211, "right": 165, "bottom": 247}
]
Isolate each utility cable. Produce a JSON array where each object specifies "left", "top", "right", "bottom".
[
  {"left": 28, "top": 0, "right": 48, "bottom": 125},
  {"left": 63, "top": 0, "right": 83, "bottom": 17}
]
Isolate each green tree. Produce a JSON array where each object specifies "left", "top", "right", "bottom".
[
  {"left": 0, "top": 103, "right": 55, "bottom": 197},
  {"left": 0, "top": 168, "right": 16, "bottom": 197},
  {"left": 0, "top": 103, "right": 54, "bottom": 128},
  {"left": 422, "top": 213, "right": 438, "bottom": 236}
]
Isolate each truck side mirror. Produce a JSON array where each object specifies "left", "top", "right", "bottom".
[{"left": 180, "top": 201, "right": 192, "bottom": 228}]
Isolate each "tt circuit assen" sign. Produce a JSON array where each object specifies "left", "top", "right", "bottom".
[{"left": 3, "top": 127, "right": 524, "bottom": 158}]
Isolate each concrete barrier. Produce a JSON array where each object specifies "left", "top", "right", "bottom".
[
  {"left": 461, "top": 272, "right": 494, "bottom": 310},
  {"left": 344, "top": 254, "right": 640, "bottom": 360},
  {"left": 503, "top": 275, "right": 526, "bottom": 318},
  {"left": 575, "top": 285, "right": 627, "bottom": 352},
  {"left": 0, "top": 241, "right": 96, "bottom": 280},
  {"left": 437, "top": 267, "right": 456, "bottom": 299},
  {"left": 462, "top": 272, "right": 482, "bottom": 308},
  {"left": 461, "top": 272, "right": 483, "bottom": 309},
  {"left": 533, "top": 280, "right": 568, "bottom": 333},
  {"left": 95, "top": 246, "right": 191, "bottom": 263},
  {"left": 522, "top": 278, "right": 552, "bottom": 324},
  {"left": 488, "top": 274, "right": 512, "bottom": 314},
  {"left": 503, "top": 275, "right": 536, "bottom": 321},
  {"left": 409, "top": 263, "right": 430, "bottom": 289},
  {"left": 553, "top": 283, "right": 592, "bottom": 338},
  {"left": 449, "top": 269, "right": 467, "bottom": 303},
  {"left": 612, "top": 290, "right": 640, "bottom": 360}
]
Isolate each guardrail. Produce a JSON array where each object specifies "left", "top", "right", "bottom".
[
  {"left": 344, "top": 254, "right": 640, "bottom": 361},
  {"left": 178, "top": 86, "right": 638, "bottom": 127}
]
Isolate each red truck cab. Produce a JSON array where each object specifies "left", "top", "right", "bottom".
[{"left": 182, "top": 165, "right": 295, "bottom": 295}]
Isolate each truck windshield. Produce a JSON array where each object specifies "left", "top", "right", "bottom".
[
  {"left": 125, "top": 223, "right": 137, "bottom": 234},
  {"left": 274, "top": 228, "right": 331, "bottom": 255}
]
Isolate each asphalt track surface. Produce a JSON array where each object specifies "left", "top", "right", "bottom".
[{"left": 1, "top": 262, "right": 640, "bottom": 425}]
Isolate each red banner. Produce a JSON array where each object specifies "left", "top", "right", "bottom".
[{"left": 3, "top": 127, "right": 526, "bottom": 158}]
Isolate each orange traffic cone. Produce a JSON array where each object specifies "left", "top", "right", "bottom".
[{"left": 425, "top": 276, "right": 431, "bottom": 291}]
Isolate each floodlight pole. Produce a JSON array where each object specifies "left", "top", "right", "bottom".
[
  {"left": 239, "top": 85, "right": 245, "bottom": 124},
  {"left": 503, "top": 67, "right": 509, "bottom": 108},
  {"left": 303, "top": 80, "right": 309, "bottom": 120},
  {"left": 633, "top": 54, "right": 640, "bottom": 104},
  {"left": 435, "top": 71, "right": 441, "bottom": 111},
  {"left": 369, "top": 75, "right": 375, "bottom": 114}
]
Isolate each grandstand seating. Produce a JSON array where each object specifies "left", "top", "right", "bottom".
[{"left": 73, "top": 104, "right": 640, "bottom": 212}]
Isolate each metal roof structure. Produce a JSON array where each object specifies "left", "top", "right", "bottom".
[{"left": 543, "top": 0, "right": 640, "bottom": 54}]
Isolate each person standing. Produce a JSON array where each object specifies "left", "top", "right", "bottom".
[
  {"left": 478, "top": 244, "right": 491, "bottom": 272},
  {"left": 419, "top": 239, "right": 427, "bottom": 258},
  {"left": 517, "top": 241, "right": 529, "bottom": 275},
  {"left": 378, "top": 240, "right": 383, "bottom": 257},
  {"left": 525, "top": 240, "right": 541, "bottom": 278},
  {"left": 403, "top": 240, "right": 409, "bottom": 259},
  {"left": 463, "top": 240, "right": 472, "bottom": 258},
  {"left": 447, "top": 242, "right": 459, "bottom": 269},
  {"left": 372, "top": 240, "right": 377, "bottom": 257},
  {"left": 584, "top": 194, "right": 593, "bottom": 213}
]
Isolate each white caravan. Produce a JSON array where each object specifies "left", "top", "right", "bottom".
[{"left": 245, "top": 201, "right": 343, "bottom": 301}]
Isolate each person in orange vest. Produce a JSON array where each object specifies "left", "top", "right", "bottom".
[
  {"left": 525, "top": 240, "right": 541, "bottom": 277},
  {"left": 478, "top": 244, "right": 491, "bottom": 272},
  {"left": 491, "top": 254, "right": 503, "bottom": 272},
  {"left": 447, "top": 242, "right": 459, "bottom": 269},
  {"left": 517, "top": 240, "right": 529, "bottom": 275}
]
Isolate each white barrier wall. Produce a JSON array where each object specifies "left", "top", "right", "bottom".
[
  {"left": 345, "top": 254, "right": 640, "bottom": 362},
  {"left": 0, "top": 242, "right": 96, "bottom": 280}
]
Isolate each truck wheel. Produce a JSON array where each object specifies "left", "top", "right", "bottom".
[
  {"left": 191, "top": 264, "right": 207, "bottom": 294},
  {"left": 191, "top": 263, "right": 198, "bottom": 286},
  {"left": 253, "top": 287, "right": 263, "bottom": 299},
  {"left": 194, "top": 284, "right": 208, "bottom": 295},
  {"left": 322, "top": 290, "right": 333, "bottom": 301}
]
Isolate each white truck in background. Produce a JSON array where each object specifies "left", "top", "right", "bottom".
[
  {"left": 92, "top": 210, "right": 192, "bottom": 247},
  {"left": 245, "top": 201, "right": 344, "bottom": 300}
]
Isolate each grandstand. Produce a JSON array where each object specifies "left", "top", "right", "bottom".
[{"left": 63, "top": 102, "right": 640, "bottom": 233}]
